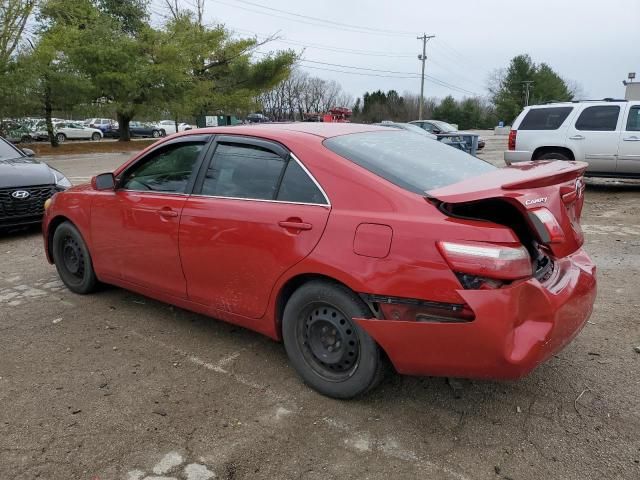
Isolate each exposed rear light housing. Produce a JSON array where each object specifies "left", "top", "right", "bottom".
[
  {"left": 437, "top": 240, "right": 533, "bottom": 281},
  {"left": 508, "top": 130, "right": 517, "bottom": 150},
  {"left": 527, "top": 207, "right": 565, "bottom": 244}
]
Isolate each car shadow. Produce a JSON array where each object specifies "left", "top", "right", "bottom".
[
  {"left": 585, "top": 178, "right": 640, "bottom": 192},
  {"left": 0, "top": 223, "right": 42, "bottom": 238}
]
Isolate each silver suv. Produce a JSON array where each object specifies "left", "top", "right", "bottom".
[{"left": 505, "top": 99, "right": 640, "bottom": 177}]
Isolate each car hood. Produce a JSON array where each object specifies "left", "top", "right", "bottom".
[{"left": 0, "top": 157, "right": 55, "bottom": 188}]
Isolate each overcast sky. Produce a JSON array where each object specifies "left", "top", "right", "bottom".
[{"left": 160, "top": 0, "right": 640, "bottom": 102}]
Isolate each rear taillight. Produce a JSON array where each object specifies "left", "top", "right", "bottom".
[
  {"left": 508, "top": 130, "right": 517, "bottom": 150},
  {"left": 528, "top": 208, "right": 565, "bottom": 244},
  {"left": 437, "top": 240, "right": 532, "bottom": 281}
]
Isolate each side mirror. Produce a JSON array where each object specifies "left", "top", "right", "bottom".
[
  {"left": 22, "top": 148, "right": 35, "bottom": 157},
  {"left": 92, "top": 172, "right": 115, "bottom": 191}
]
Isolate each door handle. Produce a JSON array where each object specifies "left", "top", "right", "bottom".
[
  {"left": 278, "top": 220, "right": 312, "bottom": 231},
  {"left": 623, "top": 136, "right": 640, "bottom": 141},
  {"left": 158, "top": 208, "right": 178, "bottom": 218},
  {"left": 569, "top": 135, "right": 585, "bottom": 140}
]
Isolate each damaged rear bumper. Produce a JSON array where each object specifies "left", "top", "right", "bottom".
[{"left": 355, "top": 248, "right": 597, "bottom": 379}]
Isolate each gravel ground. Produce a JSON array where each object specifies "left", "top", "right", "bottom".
[{"left": 1, "top": 133, "right": 639, "bottom": 480}]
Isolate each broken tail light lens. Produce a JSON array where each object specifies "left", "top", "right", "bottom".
[{"left": 437, "top": 240, "right": 532, "bottom": 281}]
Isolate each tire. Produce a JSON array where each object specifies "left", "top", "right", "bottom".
[
  {"left": 56, "top": 133, "right": 66, "bottom": 144},
  {"left": 52, "top": 221, "right": 98, "bottom": 294},
  {"left": 536, "top": 151, "right": 570, "bottom": 161},
  {"left": 282, "top": 280, "right": 385, "bottom": 399},
  {"left": 152, "top": 129, "right": 160, "bottom": 138},
  {"left": 91, "top": 132, "right": 101, "bottom": 141}
]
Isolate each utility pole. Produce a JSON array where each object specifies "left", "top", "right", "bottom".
[
  {"left": 417, "top": 33, "right": 435, "bottom": 120},
  {"left": 521, "top": 80, "right": 534, "bottom": 106}
]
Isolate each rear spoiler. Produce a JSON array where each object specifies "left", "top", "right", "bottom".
[{"left": 501, "top": 162, "right": 587, "bottom": 190}]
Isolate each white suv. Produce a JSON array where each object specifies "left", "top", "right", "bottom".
[{"left": 505, "top": 100, "right": 640, "bottom": 177}]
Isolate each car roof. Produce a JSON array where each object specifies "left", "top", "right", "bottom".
[{"left": 188, "top": 122, "right": 388, "bottom": 139}]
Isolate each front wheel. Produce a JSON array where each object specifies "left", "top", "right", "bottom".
[
  {"left": 282, "top": 281, "right": 385, "bottom": 399},
  {"left": 91, "top": 132, "right": 101, "bottom": 141},
  {"left": 52, "top": 221, "right": 98, "bottom": 294},
  {"left": 152, "top": 129, "right": 161, "bottom": 138},
  {"left": 56, "top": 133, "right": 66, "bottom": 144}
]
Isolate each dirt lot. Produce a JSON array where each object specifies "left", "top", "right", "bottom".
[{"left": 1, "top": 133, "right": 639, "bottom": 480}]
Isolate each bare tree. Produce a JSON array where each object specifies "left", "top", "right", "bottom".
[{"left": 0, "top": 0, "right": 37, "bottom": 68}]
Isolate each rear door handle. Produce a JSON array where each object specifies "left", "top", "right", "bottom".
[
  {"left": 278, "top": 220, "right": 312, "bottom": 231},
  {"left": 569, "top": 135, "right": 585, "bottom": 140},
  {"left": 158, "top": 207, "right": 178, "bottom": 218},
  {"left": 623, "top": 136, "right": 640, "bottom": 141}
]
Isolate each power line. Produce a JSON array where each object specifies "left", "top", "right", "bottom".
[
  {"left": 222, "top": 0, "right": 417, "bottom": 35},
  {"left": 213, "top": 0, "right": 416, "bottom": 37}
]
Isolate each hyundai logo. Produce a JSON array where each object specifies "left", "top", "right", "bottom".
[{"left": 11, "top": 190, "right": 31, "bottom": 199}]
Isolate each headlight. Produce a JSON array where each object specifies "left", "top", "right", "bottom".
[{"left": 51, "top": 168, "right": 72, "bottom": 189}]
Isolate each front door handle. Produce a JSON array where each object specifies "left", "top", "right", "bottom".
[
  {"left": 158, "top": 207, "right": 178, "bottom": 218},
  {"left": 278, "top": 220, "right": 312, "bottom": 231},
  {"left": 623, "top": 136, "right": 640, "bottom": 141},
  {"left": 569, "top": 135, "right": 585, "bottom": 140}
]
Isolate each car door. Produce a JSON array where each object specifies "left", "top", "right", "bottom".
[
  {"left": 179, "top": 136, "right": 331, "bottom": 318},
  {"left": 617, "top": 103, "right": 640, "bottom": 175},
  {"left": 90, "top": 135, "right": 211, "bottom": 298},
  {"left": 565, "top": 105, "right": 622, "bottom": 173}
]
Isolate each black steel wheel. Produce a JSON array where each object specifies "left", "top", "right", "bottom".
[
  {"left": 52, "top": 221, "right": 98, "bottom": 294},
  {"left": 282, "top": 280, "right": 385, "bottom": 398},
  {"left": 300, "top": 304, "right": 360, "bottom": 381}
]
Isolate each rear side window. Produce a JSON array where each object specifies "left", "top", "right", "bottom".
[
  {"left": 201, "top": 143, "right": 285, "bottom": 200},
  {"left": 277, "top": 159, "right": 326, "bottom": 204},
  {"left": 324, "top": 130, "right": 495, "bottom": 194},
  {"left": 626, "top": 106, "right": 640, "bottom": 131},
  {"left": 519, "top": 107, "right": 573, "bottom": 130},
  {"left": 575, "top": 106, "right": 620, "bottom": 131}
]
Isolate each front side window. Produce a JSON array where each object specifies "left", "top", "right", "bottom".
[
  {"left": 575, "top": 105, "right": 620, "bottom": 131},
  {"left": 120, "top": 142, "right": 204, "bottom": 193},
  {"left": 626, "top": 106, "right": 640, "bottom": 131},
  {"left": 201, "top": 143, "right": 285, "bottom": 200},
  {"left": 519, "top": 107, "right": 573, "bottom": 130}
]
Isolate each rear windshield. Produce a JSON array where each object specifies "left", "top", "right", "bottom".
[
  {"left": 323, "top": 130, "right": 495, "bottom": 194},
  {"left": 519, "top": 107, "right": 573, "bottom": 130}
]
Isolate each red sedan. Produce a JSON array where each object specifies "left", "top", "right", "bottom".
[{"left": 42, "top": 123, "right": 596, "bottom": 398}]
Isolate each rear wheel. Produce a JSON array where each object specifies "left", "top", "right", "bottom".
[
  {"left": 91, "top": 132, "right": 101, "bottom": 141},
  {"left": 52, "top": 221, "right": 98, "bottom": 294},
  {"left": 56, "top": 133, "right": 66, "bottom": 144},
  {"left": 282, "top": 281, "right": 385, "bottom": 398},
  {"left": 536, "top": 151, "right": 570, "bottom": 161}
]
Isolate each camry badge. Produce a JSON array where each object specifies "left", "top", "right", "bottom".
[{"left": 11, "top": 190, "right": 30, "bottom": 199}]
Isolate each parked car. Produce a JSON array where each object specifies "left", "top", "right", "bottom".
[
  {"left": 84, "top": 118, "right": 119, "bottom": 137},
  {"left": 0, "top": 135, "right": 71, "bottom": 229},
  {"left": 504, "top": 99, "right": 640, "bottom": 177},
  {"left": 246, "top": 113, "right": 269, "bottom": 123},
  {"left": 0, "top": 121, "right": 33, "bottom": 144},
  {"left": 410, "top": 119, "right": 486, "bottom": 150},
  {"left": 129, "top": 121, "right": 165, "bottom": 138},
  {"left": 43, "top": 123, "right": 596, "bottom": 398},
  {"left": 376, "top": 121, "right": 438, "bottom": 139},
  {"left": 157, "top": 120, "right": 194, "bottom": 135},
  {"left": 53, "top": 122, "right": 103, "bottom": 143}
]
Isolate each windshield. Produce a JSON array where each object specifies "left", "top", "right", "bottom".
[
  {"left": 397, "top": 123, "right": 432, "bottom": 135},
  {"left": 324, "top": 130, "right": 494, "bottom": 194},
  {"left": 0, "top": 137, "right": 23, "bottom": 161},
  {"left": 432, "top": 121, "right": 457, "bottom": 133}
]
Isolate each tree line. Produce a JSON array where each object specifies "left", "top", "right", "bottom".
[{"left": 0, "top": 0, "right": 295, "bottom": 144}]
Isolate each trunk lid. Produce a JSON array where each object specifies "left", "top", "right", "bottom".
[{"left": 427, "top": 160, "right": 588, "bottom": 258}]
